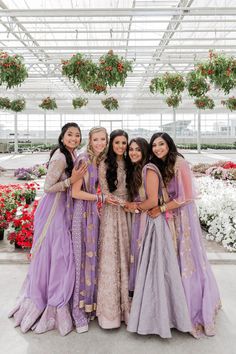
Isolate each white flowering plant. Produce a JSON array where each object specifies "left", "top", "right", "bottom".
[{"left": 196, "top": 176, "right": 236, "bottom": 252}]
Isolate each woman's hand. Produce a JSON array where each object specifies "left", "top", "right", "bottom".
[
  {"left": 105, "top": 195, "right": 120, "bottom": 206},
  {"left": 70, "top": 161, "right": 87, "bottom": 184},
  {"left": 147, "top": 206, "right": 161, "bottom": 218},
  {"left": 124, "top": 201, "right": 140, "bottom": 213}
]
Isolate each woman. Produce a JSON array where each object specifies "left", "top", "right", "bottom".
[
  {"left": 71, "top": 127, "right": 108, "bottom": 333},
  {"left": 96, "top": 129, "right": 131, "bottom": 329},
  {"left": 148, "top": 132, "right": 221, "bottom": 337},
  {"left": 127, "top": 158, "right": 192, "bottom": 338},
  {"left": 9, "top": 122, "right": 87, "bottom": 336},
  {"left": 126, "top": 138, "right": 149, "bottom": 296}
]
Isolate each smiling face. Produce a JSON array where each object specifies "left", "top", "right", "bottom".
[
  {"left": 152, "top": 136, "right": 169, "bottom": 160},
  {"left": 62, "top": 126, "right": 81, "bottom": 152},
  {"left": 129, "top": 141, "right": 142, "bottom": 164},
  {"left": 112, "top": 135, "right": 128, "bottom": 158},
  {"left": 90, "top": 130, "right": 108, "bottom": 156}
]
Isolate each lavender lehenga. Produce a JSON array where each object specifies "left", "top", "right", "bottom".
[
  {"left": 71, "top": 152, "right": 100, "bottom": 330},
  {"left": 128, "top": 184, "right": 147, "bottom": 295},
  {"left": 166, "top": 156, "right": 221, "bottom": 338},
  {"left": 8, "top": 149, "right": 75, "bottom": 336},
  {"left": 127, "top": 163, "right": 192, "bottom": 338},
  {"left": 96, "top": 159, "right": 131, "bottom": 329}
]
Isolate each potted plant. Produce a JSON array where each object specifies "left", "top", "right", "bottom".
[
  {"left": 150, "top": 72, "right": 185, "bottom": 95},
  {"left": 39, "top": 97, "right": 57, "bottom": 110},
  {"left": 194, "top": 95, "right": 215, "bottom": 110},
  {"left": 61, "top": 53, "right": 101, "bottom": 93},
  {"left": 165, "top": 94, "right": 182, "bottom": 108},
  {"left": 10, "top": 99, "right": 26, "bottom": 112},
  {"left": 0, "top": 51, "right": 28, "bottom": 89},
  {"left": 186, "top": 71, "right": 210, "bottom": 97},
  {"left": 101, "top": 97, "right": 119, "bottom": 111},
  {"left": 196, "top": 50, "right": 236, "bottom": 94},
  {"left": 72, "top": 97, "right": 88, "bottom": 109},
  {"left": 0, "top": 97, "right": 11, "bottom": 110},
  {"left": 221, "top": 97, "right": 236, "bottom": 111},
  {"left": 98, "top": 50, "right": 133, "bottom": 87}
]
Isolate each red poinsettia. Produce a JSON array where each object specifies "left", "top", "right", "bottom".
[{"left": 223, "top": 161, "right": 236, "bottom": 169}]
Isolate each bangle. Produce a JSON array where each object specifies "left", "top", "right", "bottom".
[{"left": 160, "top": 204, "right": 167, "bottom": 213}]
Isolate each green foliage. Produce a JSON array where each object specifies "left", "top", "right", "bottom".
[
  {"left": 0, "top": 97, "right": 11, "bottom": 110},
  {"left": 98, "top": 50, "right": 133, "bottom": 87},
  {"left": 221, "top": 96, "right": 236, "bottom": 111},
  {"left": 0, "top": 51, "right": 28, "bottom": 89},
  {"left": 101, "top": 97, "right": 119, "bottom": 111},
  {"left": 10, "top": 99, "right": 26, "bottom": 112},
  {"left": 150, "top": 73, "right": 185, "bottom": 95},
  {"left": 165, "top": 95, "right": 182, "bottom": 108},
  {"left": 72, "top": 97, "right": 88, "bottom": 109},
  {"left": 39, "top": 97, "right": 57, "bottom": 110},
  {"left": 186, "top": 71, "right": 210, "bottom": 97},
  {"left": 194, "top": 95, "right": 215, "bottom": 110}
]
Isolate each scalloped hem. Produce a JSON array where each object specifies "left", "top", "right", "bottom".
[{"left": 9, "top": 298, "right": 73, "bottom": 336}]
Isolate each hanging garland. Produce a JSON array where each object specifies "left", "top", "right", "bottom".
[
  {"left": 39, "top": 97, "right": 57, "bottom": 110},
  {"left": 0, "top": 51, "right": 28, "bottom": 89}
]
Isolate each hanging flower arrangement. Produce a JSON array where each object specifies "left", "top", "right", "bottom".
[
  {"left": 102, "top": 97, "right": 119, "bottom": 111},
  {"left": 150, "top": 72, "right": 185, "bottom": 95},
  {"left": 10, "top": 99, "right": 26, "bottom": 112},
  {"left": 194, "top": 95, "right": 215, "bottom": 110},
  {"left": 39, "top": 97, "right": 57, "bottom": 110},
  {"left": 221, "top": 97, "right": 236, "bottom": 111},
  {"left": 61, "top": 53, "right": 102, "bottom": 93},
  {"left": 186, "top": 71, "right": 210, "bottom": 97},
  {"left": 0, "top": 51, "right": 28, "bottom": 89},
  {"left": 165, "top": 95, "right": 182, "bottom": 108},
  {"left": 98, "top": 50, "right": 133, "bottom": 87},
  {"left": 72, "top": 97, "right": 88, "bottom": 109},
  {"left": 196, "top": 50, "right": 236, "bottom": 94},
  {"left": 0, "top": 97, "right": 11, "bottom": 110}
]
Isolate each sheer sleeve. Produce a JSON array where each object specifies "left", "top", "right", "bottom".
[
  {"left": 172, "top": 157, "right": 199, "bottom": 205},
  {"left": 44, "top": 152, "right": 69, "bottom": 193}
]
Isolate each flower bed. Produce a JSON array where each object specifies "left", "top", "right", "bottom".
[
  {"left": 192, "top": 160, "right": 236, "bottom": 180},
  {"left": 0, "top": 183, "right": 39, "bottom": 248},
  {"left": 197, "top": 176, "right": 236, "bottom": 251},
  {"left": 14, "top": 164, "right": 47, "bottom": 180}
]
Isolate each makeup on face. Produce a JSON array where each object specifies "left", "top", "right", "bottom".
[
  {"left": 152, "top": 137, "right": 169, "bottom": 160},
  {"left": 63, "top": 127, "right": 81, "bottom": 152},
  {"left": 129, "top": 141, "right": 142, "bottom": 164},
  {"left": 112, "top": 135, "right": 128, "bottom": 158},
  {"left": 90, "top": 131, "right": 107, "bottom": 156}
]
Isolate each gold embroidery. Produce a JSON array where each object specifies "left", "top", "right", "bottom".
[{"left": 31, "top": 192, "right": 61, "bottom": 258}]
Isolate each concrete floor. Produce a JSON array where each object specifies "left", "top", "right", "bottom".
[{"left": 0, "top": 264, "right": 235, "bottom": 354}]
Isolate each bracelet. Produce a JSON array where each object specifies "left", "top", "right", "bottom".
[
  {"left": 160, "top": 204, "right": 167, "bottom": 213},
  {"left": 64, "top": 178, "right": 71, "bottom": 188}
]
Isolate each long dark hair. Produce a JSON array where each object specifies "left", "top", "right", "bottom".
[
  {"left": 127, "top": 137, "right": 149, "bottom": 200},
  {"left": 105, "top": 129, "right": 129, "bottom": 193},
  {"left": 49, "top": 122, "right": 82, "bottom": 177},
  {"left": 149, "top": 132, "right": 183, "bottom": 185}
]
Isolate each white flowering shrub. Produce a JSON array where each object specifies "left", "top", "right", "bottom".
[{"left": 196, "top": 176, "right": 236, "bottom": 252}]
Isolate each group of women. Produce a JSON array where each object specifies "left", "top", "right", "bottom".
[{"left": 9, "top": 122, "right": 221, "bottom": 339}]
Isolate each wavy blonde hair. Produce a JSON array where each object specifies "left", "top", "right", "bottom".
[{"left": 87, "top": 126, "right": 108, "bottom": 165}]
